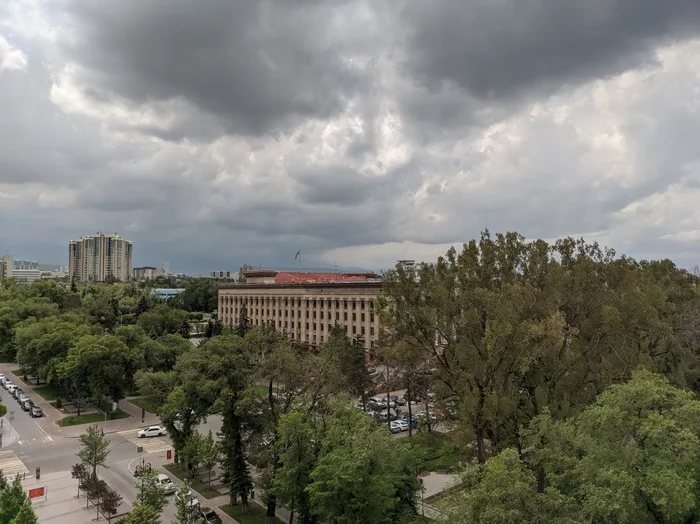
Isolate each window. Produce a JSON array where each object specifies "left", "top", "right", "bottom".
[
  {"left": 361, "top": 313, "right": 365, "bottom": 322},
  {"left": 352, "top": 313, "right": 356, "bottom": 321}
]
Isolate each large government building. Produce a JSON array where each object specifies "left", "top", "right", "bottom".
[
  {"left": 69, "top": 233, "right": 133, "bottom": 282},
  {"left": 218, "top": 269, "right": 383, "bottom": 359}
]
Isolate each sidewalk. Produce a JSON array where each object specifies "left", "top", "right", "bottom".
[
  {"left": 0, "top": 416, "right": 19, "bottom": 447},
  {"left": 1, "top": 365, "right": 160, "bottom": 438}
]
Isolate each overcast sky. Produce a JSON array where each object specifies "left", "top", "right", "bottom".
[{"left": 2, "top": 1, "right": 700, "bottom": 274}]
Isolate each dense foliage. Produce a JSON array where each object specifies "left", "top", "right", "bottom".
[{"left": 379, "top": 231, "right": 700, "bottom": 521}]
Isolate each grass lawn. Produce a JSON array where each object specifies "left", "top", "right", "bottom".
[
  {"left": 129, "top": 396, "right": 161, "bottom": 414},
  {"left": 33, "top": 386, "right": 60, "bottom": 401},
  {"left": 163, "top": 463, "right": 221, "bottom": 499},
  {"left": 56, "top": 409, "right": 129, "bottom": 427},
  {"left": 406, "top": 431, "right": 465, "bottom": 472},
  {"left": 220, "top": 503, "right": 284, "bottom": 524}
]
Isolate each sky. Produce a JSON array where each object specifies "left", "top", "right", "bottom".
[{"left": 1, "top": 1, "right": 700, "bottom": 274}]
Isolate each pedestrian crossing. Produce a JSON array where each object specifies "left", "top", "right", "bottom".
[
  {"left": 0, "top": 450, "right": 30, "bottom": 478},
  {"left": 117, "top": 429, "right": 171, "bottom": 453},
  {"left": 15, "top": 436, "right": 54, "bottom": 447}
]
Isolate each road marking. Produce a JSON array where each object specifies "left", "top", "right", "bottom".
[
  {"left": 14, "top": 436, "right": 54, "bottom": 447},
  {"left": 117, "top": 429, "right": 170, "bottom": 453},
  {"left": 0, "top": 450, "right": 29, "bottom": 477}
]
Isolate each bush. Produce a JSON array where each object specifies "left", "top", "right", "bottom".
[{"left": 55, "top": 398, "right": 63, "bottom": 409}]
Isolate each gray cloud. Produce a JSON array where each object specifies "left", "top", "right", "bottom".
[
  {"left": 402, "top": 0, "right": 700, "bottom": 99},
  {"left": 60, "top": 0, "right": 373, "bottom": 138}
]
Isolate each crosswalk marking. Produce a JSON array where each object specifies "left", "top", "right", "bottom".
[
  {"left": 0, "top": 450, "right": 30, "bottom": 477},
  {"left": 14, "top": 436, "right": 54, "bottom": 447},
  {"left": 117, "top": 429, "right": 171, "bottom": 453}
]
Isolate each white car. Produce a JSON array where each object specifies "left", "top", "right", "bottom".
[
  {"left": 186, "top": 490, "right": 200, "bottom": 510},
  {"left": 138, "top": 425, "right": 167, "bottom": 438},
  {"left": 389, "top": 421, "right": 403, "bottom": 434},
  {"left": 6, "top": 384, "right": 17, "bottom": 395},
  {"left": 156, "top": 473, "right": 176, "bottom": 495}
]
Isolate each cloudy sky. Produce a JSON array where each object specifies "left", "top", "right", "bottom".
[{"left": 2, "top": 0, "right": 700, "bottom": 274}]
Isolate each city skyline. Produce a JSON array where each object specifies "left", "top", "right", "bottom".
[{"left": 2, "top": 3, "right": 700, "bottom": 275}]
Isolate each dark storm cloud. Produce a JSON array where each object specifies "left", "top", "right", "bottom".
[
  {"left": 403, "top": 0, "right": 700, "bottom": 99},
  {"left": 61, "top": 0, "right": 371, "bottom": 138}
]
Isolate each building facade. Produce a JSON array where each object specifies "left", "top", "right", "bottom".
[
  {"left": 211, "top": 270, "right": 239, "bottom": 280},
  {"left": 0, "top": 255, "right": 13, "bottom": 279},
  {"left": 133, "top": 266, "right": 167, "bottom": 280},
  {"left": 14, "top": 260, "right": 39, "bottom": 270},
  {"left": 12, "top": 269, "right": 42, "bottom": 283},
  {"left": 68, "top": 233, "right": 133, "bottom": 282},
  {"left": 219, "top": 270, "right": 382, "bottom": 359}
]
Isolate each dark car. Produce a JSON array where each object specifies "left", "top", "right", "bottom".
[
  {"left": 30, "top": 405, "right": 43, "bottom": 418},
  {"left": 21, "top": 399, "right": 34, "bottom": 412},
  {"left": 198, "top": 507, "right": 223, "bottom": 524}
]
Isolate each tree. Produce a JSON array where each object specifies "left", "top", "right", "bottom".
[
  {"left": 61, "top": 334, "right": 142, "bottom": 404},
  {"left": 0, "top": 475, "right": 39, "bottom": 524},
  {"left": 116, "top": 503, "right": 160, "bottom": 524},
  {"left": 77, "top": 425, "right": 110, "bottom": 478},
  {"left": 321, "top": 327, "right": 372, "bottom": 407},
  {"left": 526, "top": 370, "right": 700, "bottom": 523},
  {"left": 453, "top": 449, "right": 579, "bottom": 524},
  {"left": 173, "top": 480, "right": 192, "bottom": 524},
  {"left": 304, "top": 401, "right": 419, "bottom": 524},
  {"left": 182, "top": 432, "right": 203, "bottom": 478},
  {"left": 136, "top": 295, "right": 150, "bottom": 317},
  {"left": 273, "top": 411, "right": 317, "bottom": 524},
  {"left": 100, "top": 487, "right": 123, "bottom": 519},
  {"left": 136, "top": 470, "right": 166, "bottom": 516},
  {"left": 179, "top": 318, "right": 190, "bottom": 339},
  {"left": 0, "top": 399, "right": 6, "bottom": 419},
  {"left": 200, "top": 430, "right": 219, "bottom": 487},
  {"left": 138, "top": 305, "right": 188, "bottom": 338},
  {"left": 71, "top": 463, "right": 89, "bottom": 497},
  {"left": 236, "top": 303, "right": 251, "bottom": 338}
]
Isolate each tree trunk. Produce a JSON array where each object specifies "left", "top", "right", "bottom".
[
  {"left": 475, "top": 426, "right": 487, "bottom": 464},
  {"left": 289, "top": 498, "right": 295, "bottom": 524},
  {"left": 536, "top": 466, "right": 546, "bottom": 494},
  {"left": 407, "top": 380, "right": 413, "bottom": 437},
  {"left": 425, "top": 396, "right": 431, "bottom": 432},
  {"left": 386, "top": 387, "right": 391, "bottom": 429}
]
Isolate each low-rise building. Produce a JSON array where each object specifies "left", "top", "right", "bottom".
[
  {"left": 219, "top": 270, "right": 382, "bottom": 360},
  {"left": 12, "top": 269, "right": 42, "bottom": 283},
  {"left": 133, "top": 266, "right": 167, "bottom": 280},
  {"left": 211, "top": 270, "right": 239, "bottom": 280},
  {"left": 151, "top": 288, "right": 185, "bottom": 300}
]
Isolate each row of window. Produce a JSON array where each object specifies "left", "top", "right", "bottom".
[
  {"left": 222, "top": 306, "right": 374, "bottom": 323},
  {"left": 220, "top": 295, "right": 374, "bottom": 310}
]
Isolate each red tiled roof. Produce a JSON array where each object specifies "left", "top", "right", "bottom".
[{"left": 273, "top": 272, "right": 373, "bottom": 284}]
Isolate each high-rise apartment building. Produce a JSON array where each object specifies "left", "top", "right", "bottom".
[{"left": 68, "top": 233, "right": 133, "bottom": 282}]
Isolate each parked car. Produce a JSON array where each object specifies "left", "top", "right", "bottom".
[
  {"left": 21, "top": 399, "right": 34, "bottom": 412},
  {"left": 156, "top": 473, "right": 176, "bottom": 495},
  {"left": 389, "top": 421, "right": 403, "bottom": 434},
  {"left": 198, "top": 507, "right": 223, "bottom": 524},
  {"left": 396, "top": 397, "right": 407, "bottom": 406},
  {"left": 138, "top": 425, "right": 167, "bottom": 438},
  {"left": 12, "top": 388, "right": 24, "bottom": 400},
  {"left": 17, "top": 392, "right": 30, "bottom": 405},
  {"left": 6, "top": 384, "right": 17, "bottom": 395},
  {"left": 0, "top": 373, "right": 5, "bottom": 383},
  {"left": 2, "top": 379, "right": 11, "bottom": 389},
  {"left": 398, "top": 417, "right": 418, "bottom": 429},
  {"left": 30, "top": 406, "right": 43, "bottom": 418}
]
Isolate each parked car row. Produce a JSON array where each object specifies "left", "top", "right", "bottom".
[{"left": 0, "top": 373, "right": 43, "bottom": 418}]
